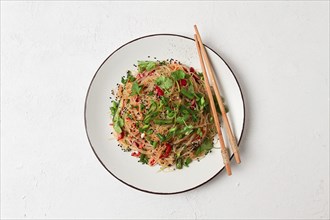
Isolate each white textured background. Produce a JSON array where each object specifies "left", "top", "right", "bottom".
[{"left": 1, "top": 1, "right": 329, "bottom": 219}]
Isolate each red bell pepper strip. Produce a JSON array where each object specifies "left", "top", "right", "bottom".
[{"left": 155, "top": 85, "right": 164, "bottom": 96}]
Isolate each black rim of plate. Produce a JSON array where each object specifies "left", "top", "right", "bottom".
[{"left": 84, "top": 33, "right": 246, "bottom": 195}]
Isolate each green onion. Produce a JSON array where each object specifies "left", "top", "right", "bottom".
[
  {"left": 169, "top": 127, "right": 177, "bottom": 133},
  {"left": 157, "top": 133, "right": 166, "bottom": 142},
  {"left": 143, "top": 112, "right": 159, "bottom": 124},
  {"left": 195, "top": 138, "right": 213, "bottom": 156},
  {"left": 184, "top": 157, "right": 192, "bottom": 167},
  {"left": 154, "top": 118, "right": 173, "bottom": 125},
  {"left": 176, "top": 157, "right": 183, "bottom": 169},
  {"left": 148, "top": 101, "right": 157, "bottom": 113},
  {"left": 197, "top": 128, "right": 203, "bottom": 137},
  {"left": 141, "top": 124, "right": 150, "bottom": 130},
  {"left": 152, "top": 141, "right": 158, "bottom": 148},
  {"left": 138, "top": 154, "right": 149, "bottom": 164}
]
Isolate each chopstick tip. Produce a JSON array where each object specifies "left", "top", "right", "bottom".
[{"left": 194, "top": 25, "right": 198, "bottom": 32}]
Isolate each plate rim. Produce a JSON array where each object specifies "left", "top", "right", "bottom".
[{"left": 84, "top": 33, "right": 246, "bottom": 195}]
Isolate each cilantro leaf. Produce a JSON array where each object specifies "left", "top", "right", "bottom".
[
  {"left": 113, "top": 117, "right": 124, "bottom": 133},
  {"left": 121, "top": 76, "right": 127, "bottom": 84},
  {"left": 155, "top": 76, "right": 173, "bottom": 90},
  {"left": 130, "top": 81, "right": 142, "bottom": 96},
  {"left": 146, "top": 62, "right": 156, "bottom": 71},
  {"left": 137, "top": 61, "right": 157, "bottom": 72},
  {"left": 188, "top": 82, "right": 195, "bottom": 93},
  {"left": 126, "top": 70, "right": 136, "bottom": 82},
  {"left": 171, "top": 70, "right": 186, "bottom": 81},
  {"left": 117, "top": 117, "right": 124, "bottom": 127},
  {"left": 180, "top": 88, "right": 195, "bottom": 99},
  {"left": 110, "top": 101, "right": 118, "bottom": 117}
]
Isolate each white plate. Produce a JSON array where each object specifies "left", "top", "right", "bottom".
[{"left": 84, "top": 34, "right": 245, "bottom": 194}]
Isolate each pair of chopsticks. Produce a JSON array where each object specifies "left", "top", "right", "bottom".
[{"left": 194, "top": 25, "right": 241, "bottom": 176}]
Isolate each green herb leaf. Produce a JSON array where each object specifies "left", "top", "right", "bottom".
[
  {"left": 182, "top": 125, "right": 194, "bottom": 135},
  {"left": 117, "top": 117, "right": 124, "bottom": 127},
  {"left": 113, "top": 117, "right": 124, "bottom": 133},
  {"left": 195, "top": 138, "right": 213, "bottom": 156},
  {"left": 166, "top": 110, "right": 176, "bottom": 119},
  {"left": 154, "top": 118, "right": 173, "bottom": 125},
  {"left": 138, "top": 154, "right": 149, "bottom": 164},
  {"left": 176, "top": 115, "right": 189, "bottom": 124},
  {"left": 138, "top": 61, "right": 157, "bottom": 72},
  {"left": 188, "top": 82, "right": 195, "bottom": 93},
  {"left": 197, "top": 128, "right": 203, "bottom": 137},
  {"left": 169, "top": 126, "right": 177, "bottom": 133},
  {"left": 126, "top": 70, "right": 136, "bottom": 82},
  {"left": 130, "top": 81, "right": 142, "bottom": 96},
  {"left": 160, "top": 96, "right": 169, "bottom": 106},
  {"left": 121, "top": 76, "right": 127, "bottom": 84},
  {"left": 152, "top": 141, "right": 158, "bottom": 148},
  {"left": 110, "top": 101, "right": 118, "bottom": 117},
  {"left": 171, "top": 70, "right": 186, "bottom": 81},
  {"left": 113, "top": 123, "right": 122, "bottom": 133},
  {"left": 157, "top": 133, "right": 166, "bottom": 142},
  {"left": 180, "top": 88, "right": 195, "bottom": 99},
  {"left": 148, "top": 101, "right": 157, "bottom": 113},
  {"left": 139, "top": 124, "right": 150, "bottom": 133},
  {"left": 143, "top": 111, "right": 159, "bottom": 124},
  {"left": 155, "top": 76, "right": 173, "bottom": 90},
  {"left": 184, "top": 157, "right": 192, "bottom": 167},
  {"left": 197, "top": 96, "right": 206, "bottom": 110}
]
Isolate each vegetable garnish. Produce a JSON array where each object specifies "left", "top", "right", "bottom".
[
  {"left": 130, "top": 81, "right": 142, "bottom": 96},
  {"left": 110, "top": 60, "right": 229, "bottom": 170}
]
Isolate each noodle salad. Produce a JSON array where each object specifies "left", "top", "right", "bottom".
[{"left": 110, "top": 60, "right": 227, "bottom": 170}]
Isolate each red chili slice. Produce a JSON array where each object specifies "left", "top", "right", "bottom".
[
  {"left": 192, "top": 74, "right": 199, "bottom": 82},
  {"left": 155, "top": 85, "right": 164, "bottom": 96},
  {"left": 148, "top": 70, "right": 155, "bottom": 76},
  {"left": 136, "top": 73, "right": 145, "bottom": 79},
  {"left": 189, "top": 67, "right": 195, "bottom": 73},
  {"left": 179, "top": 79, "right": 187, "bottom": 86},
  {"left": 131, "top": 152, "right": 141, "bottom": 157},
  {"left": 149, "top": 158, "right": 156, "bottom": 166},
  {"left": 117, "top": 131, "right": 125, "bottom": 140},
  {"left": 160, "top": 143, "right": 172, "bottom": 159},
  {"left": 190, "top": 99, "right": 196, "bottom": 110}
]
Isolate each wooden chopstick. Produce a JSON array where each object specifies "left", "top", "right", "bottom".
[
  {"left": 194, "top": 34, "right": 232, "bottom": 176},
  {"left": 194, "top": 25, "right": 241, "bottom": 164}
]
